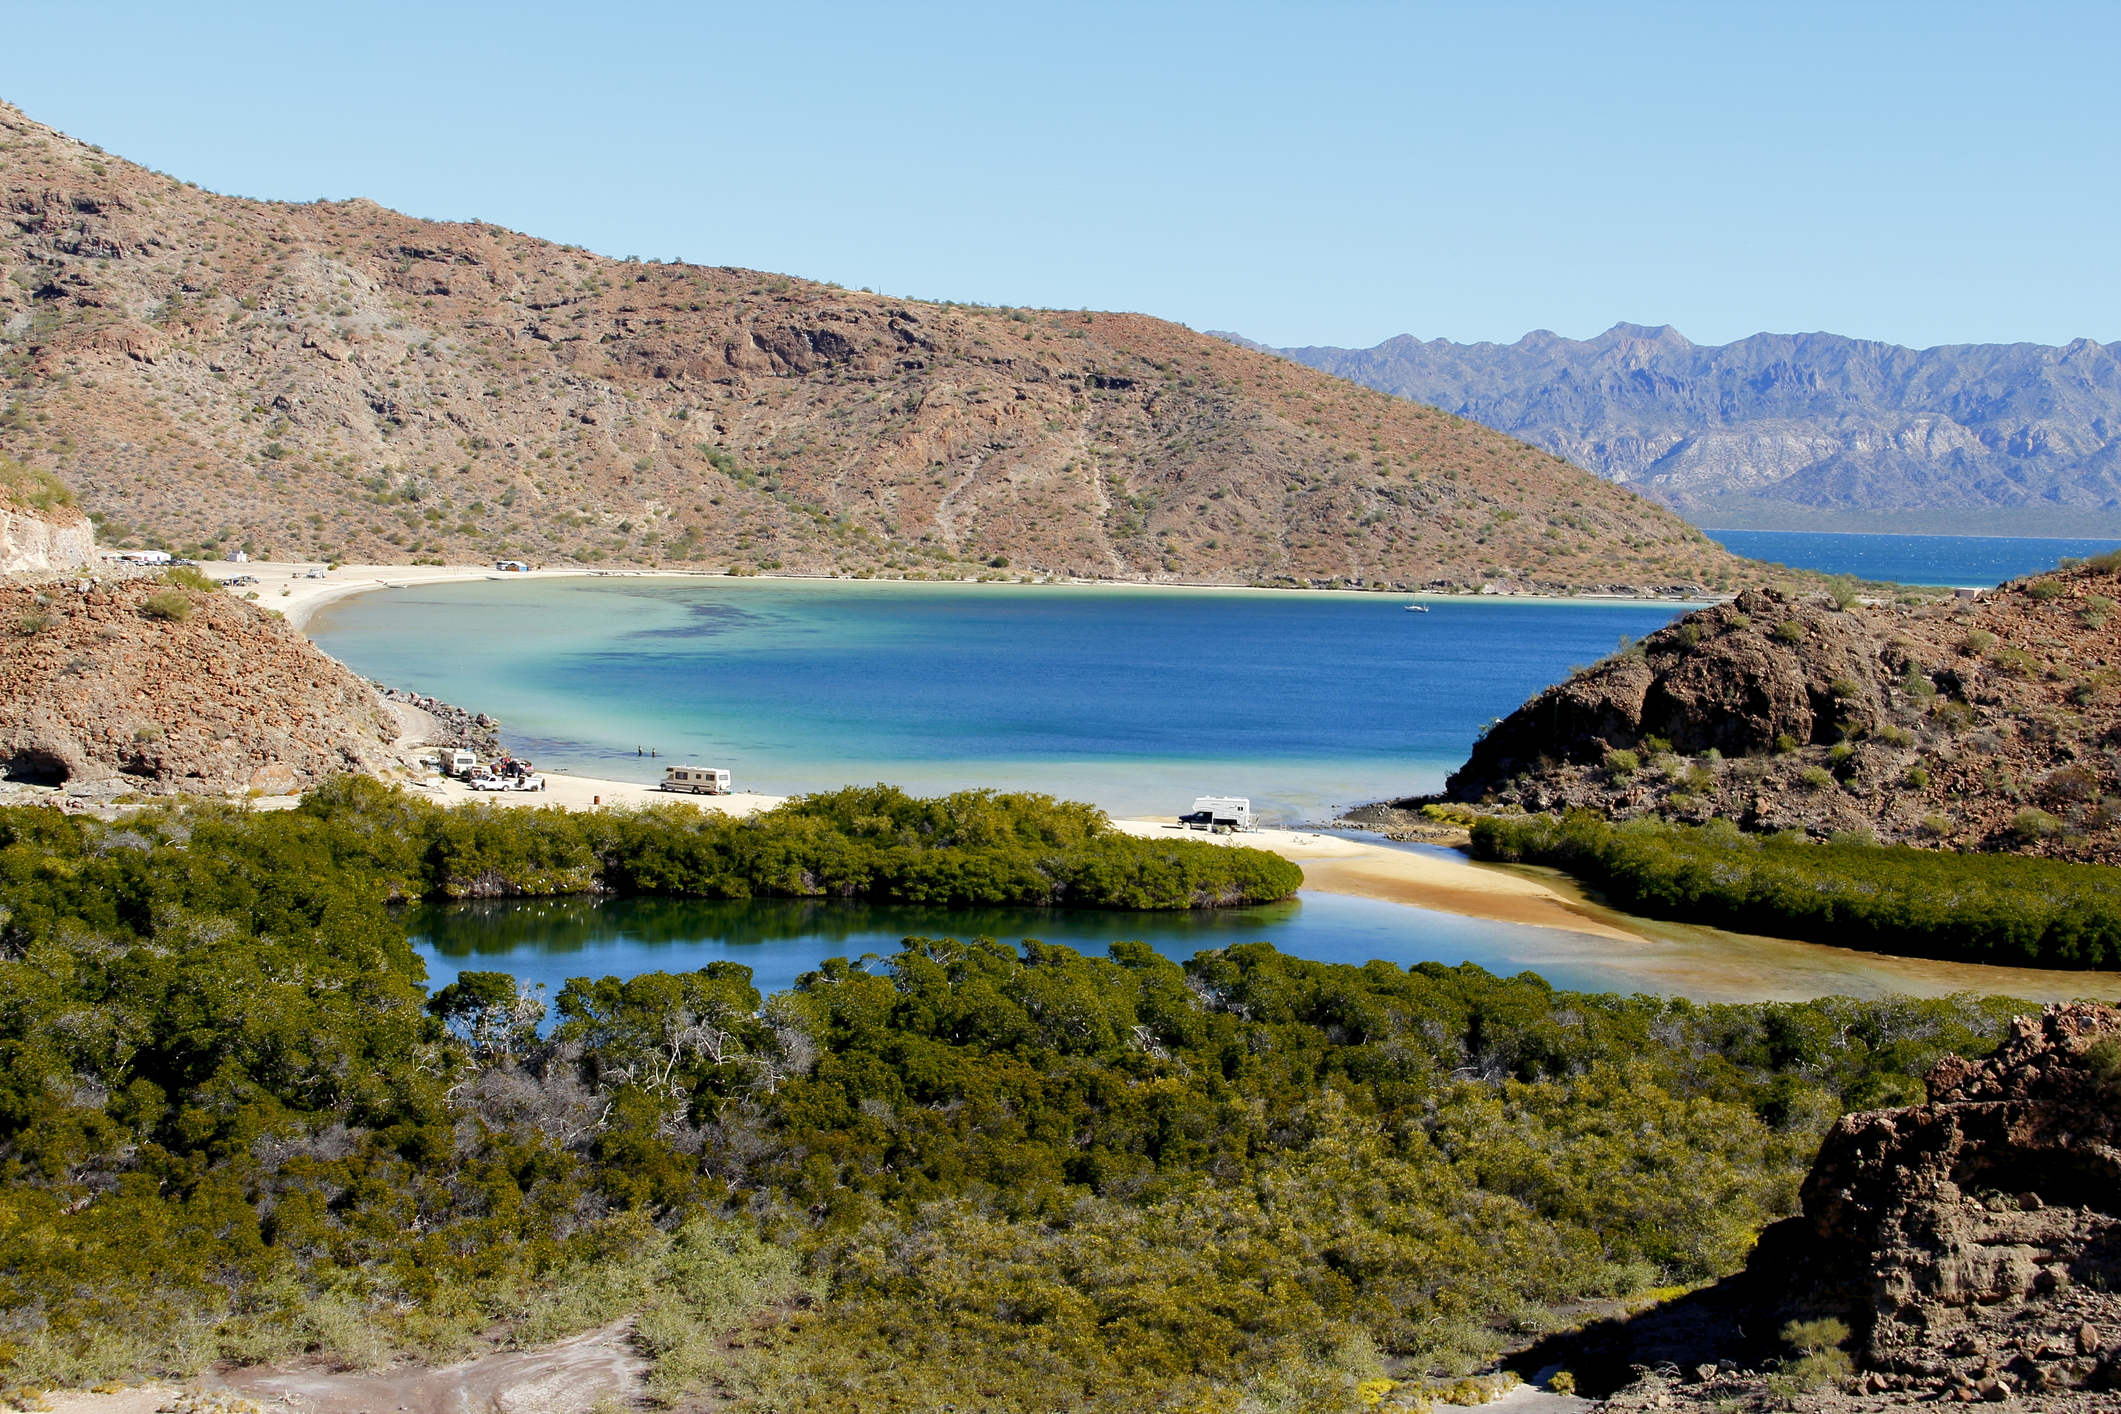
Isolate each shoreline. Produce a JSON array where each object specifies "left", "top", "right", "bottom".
[
  {"left": 17, "top": 766, "right": 2110, "bottom": 1001},
  {"left": 396, "top": 792, "right": 2118, "bottom": 1000},
  {"left": 227, "top": 560, "right": 1720, "bottom": 638},
  {"left": 379, "top": 775, "right": 1643, "bottom": 941},
  {"left": 1108, "top": 818, "right": 1647, "bottom": 941}
]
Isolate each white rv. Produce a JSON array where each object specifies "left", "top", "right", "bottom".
[
  {"left": 1180, "top": 796, "right": 1255, "bottom": 832},
  {"left": 660, "top": 766, "right": 732, "bottom": 795}
]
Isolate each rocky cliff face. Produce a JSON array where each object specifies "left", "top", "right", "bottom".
[
  {"left": 1431, "top": 562, "right": 2121, "bottom": 862},
  {"left": 1577, "top": 1004, "right": 2121, "bottom": 1413},
  {"left": 0, "top": 101, "right": 1739, "bottom": 596},
  {"left": 0, "top": 499, "right": 90, "bottom": 574},
  {"left": 1757, "top": 1005, "right": 2121, "bottom": 1378},
  {"left": 0, "top": 454, "right": 92, "bottom": 574},
  {"left": 1233, "top": 323, "right": 2121, "bottom": 534},
  {"left": 0, "top": 576, "right": 396, "bottom": 796}
]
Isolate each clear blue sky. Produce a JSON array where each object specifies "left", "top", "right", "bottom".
[{"left": 3, "top": 1, "right": 2114, "bottom": 351}]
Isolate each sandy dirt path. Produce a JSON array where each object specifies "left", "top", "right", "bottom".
[{"left": 36, "top": 1319, "right": 643, "bottom": 1414}]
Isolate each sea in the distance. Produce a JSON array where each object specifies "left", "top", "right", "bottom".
[
  {"left": 311, "top": 577, "right": 1692, "bottom": 821},
  {"left": 1707, "top": 528, "right": 2121, "bottom": 588}
]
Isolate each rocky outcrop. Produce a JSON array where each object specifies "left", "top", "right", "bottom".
[
  {"left": 375, "top": 685, "right": 500, "bottom": 755},
  {"left": 0, "top": 456, "right": 93, "bottom": 575},
  {"left": 0, "top": 577, "right": 397, "bottom": 795},
  {"left": 1753, "top": 1004, "right": 2121, "bottom": 1385},
  {"left": 1412, "top": 562, "right": 2121, "bottom": 862},
  {"left": 0, "top": 501, "right": 93, "bottom": 575},
  {"left": 1525, "top": 1004, "right": 2121, "bottom": 1412}
]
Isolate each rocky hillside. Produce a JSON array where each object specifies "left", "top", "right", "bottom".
[
  {"left": 1423, "top": 558, "right": 2121, "bottom": 862},
  {"left": 1225, "top": 323, "right": 2121, "bottom": 535},
  {"left": 0, "top": 573, "right": 397, "bottom": 797},
  {"left": 1555, "top": 1003, "right": 2121, "bottom": 1411},
  {"left": 0, "top": 101, "right": 1741, "bottom": 595}
]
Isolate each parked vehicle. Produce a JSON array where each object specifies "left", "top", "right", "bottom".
[
  {"left": 1179, "top": 796, "right": 1256, "bottom": 832},
  {"left": 659, "top": 765, "right": 732, "bottom": 795},
  {"left": 448, "top": 749, "right": 479, "bottom": 777}
]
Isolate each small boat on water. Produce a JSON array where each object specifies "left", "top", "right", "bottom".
[{"left": 1404, "top": 603, "right": 1430, "bottom": 613}]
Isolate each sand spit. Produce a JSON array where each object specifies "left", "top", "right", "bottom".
[{"left": 1108, "top": 818, "right": 1645, "bottom": 941}]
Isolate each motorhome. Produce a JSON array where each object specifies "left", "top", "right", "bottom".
[
  {"left": 660, "top": 766, "right": 732, "bottom": 795},
  {"left": 1179, "top": 796, "right": 1256, "bottom": 832},
  {"left": 448, "top": 749, "right": 479, "bottom": 777}
]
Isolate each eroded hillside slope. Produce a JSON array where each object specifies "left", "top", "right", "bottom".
[{"left": 0, "top": 101, "right": 1737, "bottom": 592}]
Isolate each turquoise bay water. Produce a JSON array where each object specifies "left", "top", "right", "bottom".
[
  {"left": 407, "top": 885, "right": 1638, "bottom": 1002},
  {"left": 1709, "top": 529, "right": 2121, "bottom": 588},
  {"left": 313, "top": 578, "right": 1689, "bottom": 822},
  {"left": 332, "top": 575, "right": 2106, "bottom": 1003}
]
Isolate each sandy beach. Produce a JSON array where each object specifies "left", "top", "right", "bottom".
[
  {"left": 204, "top": 558, "right": 1708, "bottom": 636},
  {"left": 409, "top": 768, "right": 786, "bottom": 817},
  {"left": 214, "top": 559, "right": 655, "bottom": 631},
  {"left": 1109, "top": 818, "right": 1647, "bottom": 941}
]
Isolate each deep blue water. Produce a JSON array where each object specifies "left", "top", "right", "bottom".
[
  {"left": 313, "top": 578, "right": 1691, "bottom": 821},
  {"left": 1709, "top": 529, "right": 2121, "bottom": 588}
]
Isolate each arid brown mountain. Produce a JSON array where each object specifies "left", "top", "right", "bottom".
[
  {"left": 1412, "top": 559, "right": 2121, "bottom": 861},
  {"left": 0, "top": 101, "right": 1742, "bottom": 593}
]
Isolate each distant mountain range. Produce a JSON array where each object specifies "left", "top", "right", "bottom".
[{"left": 1211, "top": 324, "right": 2121, "bottom": 536}]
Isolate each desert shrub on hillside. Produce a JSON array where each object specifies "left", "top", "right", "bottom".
[
  {"left": 162, "top": 564, "right": 220, "bottom": 592},
  {"left": 138, "top": 588, "right": 193, "bottom": 621},
  {"left": 0, "top": 453, "right": 74, "bottom": 512}
]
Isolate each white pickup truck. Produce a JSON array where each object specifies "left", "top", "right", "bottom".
[
  {"left": 468, "top": 772, "right": 545, "bottom": 793},
  {"left": 1178, "top": 796, "right": 1256, "bottom": 832}
]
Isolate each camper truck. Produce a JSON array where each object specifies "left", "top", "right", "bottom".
[
  {"left": 1179, "top": 796, "right": 1255, "bottom": 832},
  {"left": 660, "top": 766, "right": 732, "bottom": 795}
]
